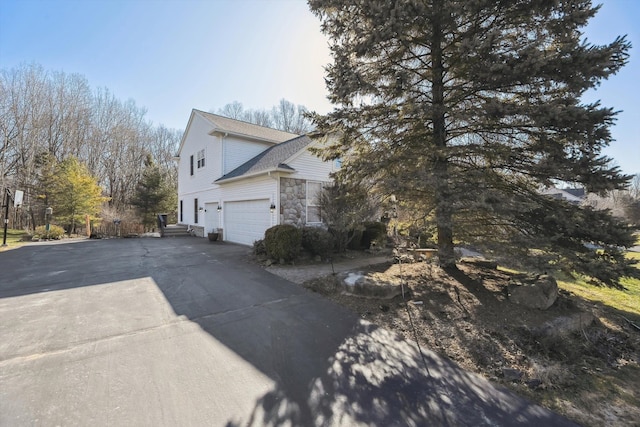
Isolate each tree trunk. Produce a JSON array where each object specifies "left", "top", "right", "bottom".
[{"left": 431, "top": 1, "right": 456, "bottom": 269}]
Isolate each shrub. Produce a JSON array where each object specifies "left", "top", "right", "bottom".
[
  {"left": 347, "top": 228, "right": 364, "bottom": 250},
  {"left": 264, "top": 224, "right": 302, "bottom": 262},
  {"left": 33, "top": 225, "right": 65, "bottom": 240},
  {"left": 361, "top": 221, "right": 388, "bottom": 248},
  {"left": 253, "top": 239, "right": 266, "bottom": 255},
  {"left": 416, "top": 231, "right": 436, "bottom": 248},
  {"left": 302, "top": 227, "right": 334, "bottom": 259}
]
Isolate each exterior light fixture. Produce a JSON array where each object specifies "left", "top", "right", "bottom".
[
  {"left": 270, "top": 203, "right": 276, "bottom": 213},
  {"left": 217, "top": 205, "right": 222, "bottom": 212}
]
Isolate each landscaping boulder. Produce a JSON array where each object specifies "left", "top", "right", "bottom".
[
  {"left": 507, "top": 274, "right": 558, "bottom": 310},
  {"left": 501, "top": 367, "right": 524, "bottom": 382},
  {"left": 535, "top": 312, "right": 596, "bottom": 337},
  {"left": 338, "top": 271, "right": 403, "bottom": 299}
]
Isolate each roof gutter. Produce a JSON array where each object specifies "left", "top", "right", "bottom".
[
  {"left": 208, "top": 129, "right": 283, "bottom": 145},
  {"left": 214, "top": 167, "right": 294, "bottom": 184}
]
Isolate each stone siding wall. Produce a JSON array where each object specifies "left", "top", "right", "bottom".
[{"left": 280, "top": 178, "right": 307, "bottom": 227}]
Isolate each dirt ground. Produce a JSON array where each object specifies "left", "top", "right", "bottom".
[{"left": 280, "top": 254, "right": 640, "bottom": 427}]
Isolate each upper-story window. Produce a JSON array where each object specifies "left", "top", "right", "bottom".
[{"left": 197, "top": 149, "right": 205, "bottom": 169}]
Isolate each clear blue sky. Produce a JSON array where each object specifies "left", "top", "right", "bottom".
[{"left": 0, "top": 0, "right": 638, "bottom": 175}]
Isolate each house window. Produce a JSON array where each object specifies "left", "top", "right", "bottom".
[
  {"left": 197, "top": 149, "right": 205, "bottom": 169},
  {"left": 194, "top": 198, "right": 198, "bottom": 223},
  {"left": 190, "top": 155, "right": 194, "bottom": 176},
  {"left": 306, "top": 181, "right": 323, "bottom": 224},
  {"left": 180, "top": 200, "right": 183, "bottom": 222}
]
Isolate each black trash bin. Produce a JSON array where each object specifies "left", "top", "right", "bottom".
[{"left": 159, "top": 214, "right": 168, "bottom": 227}]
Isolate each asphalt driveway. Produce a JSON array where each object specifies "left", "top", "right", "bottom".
[{"left": 0, "top": 237, "right": 577, "bottom": 426}]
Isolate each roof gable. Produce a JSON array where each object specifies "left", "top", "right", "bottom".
[
  {"left": 196, "top": 110, "right": 298, "bottom": 143},
  {"left": 216, "top": 135, "right": 314, "bottom": 183}
]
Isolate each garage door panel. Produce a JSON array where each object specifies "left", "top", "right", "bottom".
[{"left": 224, "top": 200, "right": 271, "bottom": 246}]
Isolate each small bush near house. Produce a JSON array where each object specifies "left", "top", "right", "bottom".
[
  {"left": 253, "top": 239, "right": 266, "bottom": 255},
  {"left": 347, "top": 228, "right": 364, "bottom": 250},
  {"left": 361, "top": 221, "right": 388, "bottom": 248},
  {"left": 302, "top": 227, "right": 334, "bottom": 259},
  {"left": 33, "top": 225, "right": 65, "bottom": 240},
  {"left": 264, "top": 225, "right": 302, "bottom": 263}
]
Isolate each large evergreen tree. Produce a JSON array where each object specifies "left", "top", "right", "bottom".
[{"left": 309, "top": 0, "right": 637, "bottom": 286}]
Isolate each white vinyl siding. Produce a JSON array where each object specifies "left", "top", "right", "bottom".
[
  {"left": 178, "top": 113, "right": 222, "bottom": 197},
  {"left": 219, "top": 175, "right": 277, "bottom": 203},
  {"left": 287, "top": 148, "right": 336, "bottom": 182},
  {"left": 204, "top": 202, "right": 220, "bottom": 233},
  {"left": 223, "top": 138, "right": 272, "bottom": 175}
]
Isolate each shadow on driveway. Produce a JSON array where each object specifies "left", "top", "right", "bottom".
[{"left": 0, "top": 238, "right": 578, "bottom": 426}]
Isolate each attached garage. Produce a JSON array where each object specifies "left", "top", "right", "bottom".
[{"left": 224, "top": 199, "right": 272, "bottom": 245}]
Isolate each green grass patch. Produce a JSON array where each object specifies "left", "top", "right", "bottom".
[
  {"left": 0, "top": 228, "right": 29, "bottom": 250},
  {"left": 558, "top": 275, "right": 640, "bottom": 318},
  {"left": 499, "top": 252, "right": 640, "bottom": 318},
  {"left": 557, "top": 251, "right": 640, "bottom": 318}
]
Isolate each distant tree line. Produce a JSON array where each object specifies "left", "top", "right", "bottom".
[{"left": 0, "top": 63, "right": 180, "bottom": 231}]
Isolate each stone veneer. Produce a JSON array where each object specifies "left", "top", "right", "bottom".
[{"left": 280, "top": 178, "right": 307, "bottom": 227}]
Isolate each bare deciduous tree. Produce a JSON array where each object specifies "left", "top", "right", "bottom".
[{"left": 0, "top": 63, "right": 181, "bottom": 230}]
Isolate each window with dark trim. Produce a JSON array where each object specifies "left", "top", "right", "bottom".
[
  {"left": 194, "top": 198, "right": 198, "bottom": 223},
  {"left": 190, "top": 155, "right": 194, "bottom": 176},
  {"left": 197, "top": 149, "right": 205, "bottom": 168}
]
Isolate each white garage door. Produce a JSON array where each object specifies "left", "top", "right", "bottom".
[{"left": 224, "top": 199, "right": 271, "bottom": 245}]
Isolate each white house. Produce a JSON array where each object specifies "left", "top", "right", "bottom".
[
  {"left": 540, "top": 187, "right": 586, "bottom": 204},
  {"left": 176, "top": 109, "right": 338, "bottom": 245}
]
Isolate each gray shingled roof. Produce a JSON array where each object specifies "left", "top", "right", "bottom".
[
  {"left": 197, "top": 110, "right": 299, "bottom": 143},
  {"left": 216, "top": 135, "right": 313, "bottom": 182}
]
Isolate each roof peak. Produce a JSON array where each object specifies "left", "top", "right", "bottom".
[{"left": 194, "top": 109, "right": 299, "bottom": 143}]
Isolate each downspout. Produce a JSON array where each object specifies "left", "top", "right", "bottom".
[
  {"left": 221, "top": 133, "right": 227, "bottom": 174},
  {"left": 275, "top": 176, "right": 280, "bottom": 226},
  {"left": 220, "top": 133, "right": 227, "bottom": 239}
]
